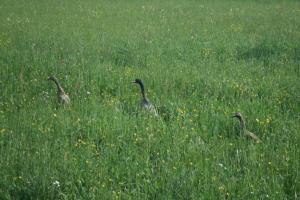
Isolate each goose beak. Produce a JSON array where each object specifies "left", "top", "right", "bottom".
[
  {"left": 232, "top": 115, "right": 237, "bottom": 118},
  {"left": 132, "top": 81, "right": 136, "bottom": 84}
]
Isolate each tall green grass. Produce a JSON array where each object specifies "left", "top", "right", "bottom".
[{"left": 0, "top": 0, "right": 300, "bottom": 199}]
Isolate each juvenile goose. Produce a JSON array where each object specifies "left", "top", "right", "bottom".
[
  {"left": 232, "top": 112, "right": 260, "bottom": 142},
  {"left": 132, "top": 79, "right": 158, "bottom": 117},
  {"left": 48, "top": 76, "right": 70, "bottom": 104}
]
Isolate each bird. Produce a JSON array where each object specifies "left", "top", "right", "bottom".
[
  {"left": 48, "top": 76, "right": 70, "bottom": 104},
  {"left": 232, "top": 112, "right": 260, "bottom": 142},
  {"left": 132, "top": 79, "right": 158, "bottom": 117}
]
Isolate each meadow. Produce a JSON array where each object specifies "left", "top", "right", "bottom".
[{"left": 0, "top": 0, "right": 300, "bottom": 199}]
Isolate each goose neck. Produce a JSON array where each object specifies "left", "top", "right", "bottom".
[
  {"left": 239, "top": 117, "right": 246, "bottom": 131},
  {"left": 52, "top": 78, "right": 64, "bottom": 93},
  {"left": 138, "top": 82, "right": 146, "bottom": 99}
]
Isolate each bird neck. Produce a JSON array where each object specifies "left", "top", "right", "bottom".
[
  {"left": 52, "top": 78, "right": 64, "bottom": 93},
  {"left": 238, "top": 117, "right": 246, "bottom": 132},
  {"left": 138, "top": 82, "right": 146, "bottom": 100}
]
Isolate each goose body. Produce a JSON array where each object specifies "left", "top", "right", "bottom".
[
  {"left": 244, "top": 130, "right": 260, "bottom": 141},
  {"left": 233, "top": 112, "right": 260, "bottom": 142},
  {"left": 140, "top": 97, "right": 158, "bottom": 116},
  {"left": 48, "top": 76, "right": 70, "bottom": 104},
  {"left": 133, "top": 79, "right": 158, "bottom": 117},
  {"left": 58, "top": 91, "right": 70, "bottom": 104}
]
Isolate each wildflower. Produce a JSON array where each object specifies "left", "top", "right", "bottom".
[
  {"left": 53, "top": 180, "right": 60, "bottom": 187},
  {"left": 218, "top": 185, "right": 225, "bottom": 191},
  {"left": 177, "top": 108, "right": 185, "bottom": 115},
  {"left": 218, "top": 163, "right": 227, "bottom": 170}
]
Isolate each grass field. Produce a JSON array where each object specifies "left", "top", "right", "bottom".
[{"left": 1, "top": 0, "right": 300, "bottom": 199}]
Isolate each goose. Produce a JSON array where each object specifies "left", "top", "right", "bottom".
[
  {"left": 232, "top": 112, "right": 260, "bottom": 142},
  {"left": 48, "top": 76, "right": 70, "bottom": 104},
  {"left": 132, "top": 79, "right": 158, "bottom": 117}
]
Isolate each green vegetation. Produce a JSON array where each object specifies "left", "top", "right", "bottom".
[{"left": 0, "top": 0, "right": 300, "bottom": 199}]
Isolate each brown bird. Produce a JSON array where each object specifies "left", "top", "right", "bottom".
[
  {"left": 48, "top": 76, "right": 70, "bottom": 104},
  {"left": 232, "top": 112, "right": 260, "bottom": 142}
]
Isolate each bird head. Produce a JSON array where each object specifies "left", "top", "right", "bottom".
[
  {"left": 47, "top": 76, "right": 56, "bottom": 81},
  {"left": 232, "top": 112, "right": 243, "bottom": 119},
  {"left": 132, "top": 79, "right": 143, "bottom": 85}
]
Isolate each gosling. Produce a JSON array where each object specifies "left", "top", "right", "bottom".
[
  {"left": 232, "top": 112, "right": 260, "bottom": 142},
  {"left": 132, "top": 79, "right": 158, "bottom": 117},
  {"left": 48, "top": 76, "right": 70, "bottom": 104}
]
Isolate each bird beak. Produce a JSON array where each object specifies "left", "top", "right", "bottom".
[
  {"left": 132, "top": 81, "right": 136, "bottom": 84},
  {"left": 232, "top": 115, "right": 237, "bottom": 118}
]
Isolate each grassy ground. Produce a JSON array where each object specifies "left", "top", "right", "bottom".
[{"left": 0, "top": 0, "right": 300, "bottom": 199}]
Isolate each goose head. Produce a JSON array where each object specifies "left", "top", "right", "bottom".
[
  {"left": 232, "top": 112, "right": 243, "bottom": 120},
  {"left": 132, "top": 79, "right": 143, "bottom": 85},
  {"left": 47, "top": 76, "right": 57, "bottom": 81}
]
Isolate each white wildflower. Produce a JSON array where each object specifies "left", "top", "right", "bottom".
[
  {"left": 218, "top": 163, "right": 227, "bottom": 170},
  {"left": 53, "top": 180, "right": 60, "bottom": 187}
]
